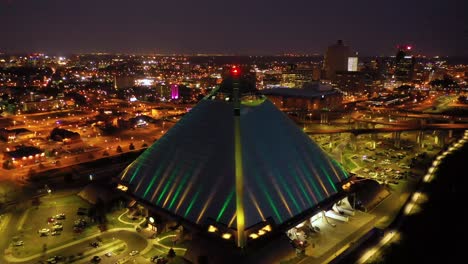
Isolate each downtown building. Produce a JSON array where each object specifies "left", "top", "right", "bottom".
[
  {"left": 323, "top": 40, "right": 351, "bottom": 81},
  {"left": 394, "top": 45, "right": 416, "bottom": 84}
]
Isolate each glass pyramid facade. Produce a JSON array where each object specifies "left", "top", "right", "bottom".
[{"left": 119, "top": 78, "right": 349, "bottom": 230}]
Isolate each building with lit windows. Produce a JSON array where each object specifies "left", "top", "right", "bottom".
[
  {"left": 334, "top": 71, "right": 365, "bottom": 94},
  {"left": 3, "top": 146, "right": 45, "bottom": 167},
  {"left": 394, "top": 45, "right": 415, "bottom": 83},
  {"left": 116, "top": 70, "right": 350, "bottom": 263},
  {"left": 280, "top": 65, "right": 314, "bottom": 88}
]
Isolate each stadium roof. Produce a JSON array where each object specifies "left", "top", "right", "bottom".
[
  {"left": 119, "top": 75, "right": 349, "bottom": 231},
  {"left": 261, "top": 82, "right": 340, "bottom": 99}
]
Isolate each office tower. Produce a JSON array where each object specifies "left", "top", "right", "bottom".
[
  {"left": 323, "top": 40, "right": 351, "bottom": 80},
  {"left": 347, "top": 56, "right": 358, "bottom": 72},
  {"left": 394, "top": 45, "right": 415, "bottom": 83}
]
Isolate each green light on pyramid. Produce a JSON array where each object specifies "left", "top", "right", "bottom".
[
  {"left": 184, "top": 189, "right": 201, "bottom": 218},
  {"left": 143, "top": 162, "right": 167, "bottom": 199},
  {"left": 168, "top": 171, "right": 190, "bottom": 210},
  {"left": 129, "top": 165, "right": 141, "bottom": 184},
  {"left": 156, "top": 166, "right": 180, "bottom": 205},
  {"left": 216, "top": 190, "right": 235, "bottom": 222},
  {"left": 291, "top": 167, "right": 313, "bottom": 206},
  {"left": 274, "top": 169, "right": 301, "bottom": 213},
  {"left": 319, "top": 164, "right": 337, "bottom": 192}
]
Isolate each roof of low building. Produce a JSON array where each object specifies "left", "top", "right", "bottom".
[
  {"left": 5, "top": 146, "right": 43, "bottom": 158},
  {"left": 261, "top": 83, "right": 340, "bottom": 99}
]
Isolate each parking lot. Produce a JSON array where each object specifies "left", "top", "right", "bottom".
[
  {"left": 7, "top": 193, "right": 93, "bottom": 258},
  {"left": 310, "top": 131, "right": 443, "bottom": 186},
  {"left": 1, "top": 189, "right": 186, "bottom": 264}
]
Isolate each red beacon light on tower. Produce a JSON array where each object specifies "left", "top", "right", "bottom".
[{"left": 231, "top": 66, "right": 240, "bottom": 76}]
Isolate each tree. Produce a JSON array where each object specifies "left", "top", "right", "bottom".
[
  {"left": 129, "top": 143, "right": 135, "bottom": 150},
  {"left": 2, "top": 160, "right": 12, "bottom": 169},
  {"left": 167, "top": 248, "right": 176, "bottom": 258},
  {"left": 116, "top": 145, "right": 123, "bottom": 153}
]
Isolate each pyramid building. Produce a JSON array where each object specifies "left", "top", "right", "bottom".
[{"left": 118, "top": 68, "right": 349, "bottom": 249}]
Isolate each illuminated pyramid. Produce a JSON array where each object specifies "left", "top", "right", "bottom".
[{"left": 119, "top": 68, "right": 349, "bottom": 248}]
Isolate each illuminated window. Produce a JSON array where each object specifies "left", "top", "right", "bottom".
[
  {"left": 222, "top": 233, "right": 232, "bottom": 239},
  {"left": 249, "top": 233, "right": 259, "bottom": 239},
  {"left": 208, "top": 225, "right": 218, "bottom": 233},
  {"left": 262, "top": 225, "right": 272, "bottom": 232},
  {"left": 117, "top": 184, "right": 128, "bottom": 192}
]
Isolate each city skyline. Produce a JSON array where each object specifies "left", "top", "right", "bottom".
[
  {"left": 1, "top": 0, "right": 467, "bottom": 56},
  {"left": 0, "top": 1, "right": 467, "bottom": 263}
]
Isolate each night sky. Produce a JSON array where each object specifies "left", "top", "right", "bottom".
[{"left": 1, "top": 0, "right": 467, "bottom": 56}]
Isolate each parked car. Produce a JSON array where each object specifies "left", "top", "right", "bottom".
[
  {"left": 12, "top": 240, "right": 24, "bottom": 246},
  {"left": 46, "top": 256, "right": 62, "bottom": 264},
  {"left": 90, "top": 242, "right": 100, "bottom": 248},
  {"left": 151, "top": 256, "right": 168, "bottom": 264},
  {"left": 74, "top": 219, "right": 87, "bottom": 228},
  {"left": 46, "top": 257, "right": 57, "bottom": 264},
  {"left": 38, "top": 228, "right": 50, "bottom": 235},
  {"left": 55, "top": 213, "right": 66, "bottom": 220},
  {"left": 91, "top": 256, "right": 101, "bottom": 263}
]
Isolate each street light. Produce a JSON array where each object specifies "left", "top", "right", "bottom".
[{"left": 45, "top": 184, "right": 52, "bottom": 194}]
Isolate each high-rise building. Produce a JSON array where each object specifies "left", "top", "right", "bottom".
[
  {"left": 170, "top": 84, "right": 179, "bottom": 99},
  {"left": 347, "top": 56, "right": 358, "bottom": 72},
  {"left": 280, "top": 64, "right": 314, "bottom": 88},
  {"left": 114, "top": 75, "right": 135, "bottom": 89},
  {"left": 323, "top": 40, "right": 351, "bottom": 80},
  {"left": 334, "top": 71, "right": 365, "bottom": 94},
  {"left": 394, "top": 45, "right": 415, "bottom": 83}
]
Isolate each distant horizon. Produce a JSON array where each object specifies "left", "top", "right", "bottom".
[
  {"left": 2, "top": 0, "right": 466, "bottom": 57},
  {"left": 1, "top": 51, "right": 468, "bottom": 59}
]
